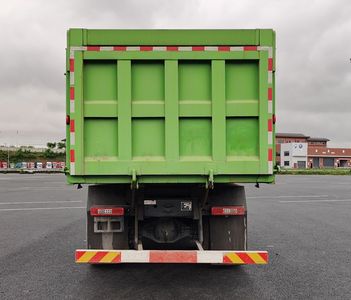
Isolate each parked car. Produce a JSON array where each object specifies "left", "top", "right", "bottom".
[
  {"left": 45, "top": 162, "right": 53, "bottom": 169},
  {"left": 35, "top": 162, "right": 43, "bottom": 169}
]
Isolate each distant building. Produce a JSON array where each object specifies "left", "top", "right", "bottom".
[
  {"left": 0, "top": 145, "right": 65, "bottom": 153},
  {"left": 307, "top": 137, "right": 329, "bottom": 148},
  {"left": 276, "top": 133, "right": 351, "bottom": 168},
  {"left": 280, "top": 142, "right": 308, "bottom": 169},
  {"left": 308, "top": 146, "right": 351, "bottom": 168},
  {"left": 276, "top": 133, "right": 310, "bottom": 165}
]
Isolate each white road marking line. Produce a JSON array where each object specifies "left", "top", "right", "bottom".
[
  {"left": 0, "top": 187, "right": 72, "bottom": 191},
  {"left": 280, "top": 199, "right": 351, "bottom": 203},
  {"left": 0, "top": 178, "right": 63, "bottom": 182},
  {"left": 0, "top": 201, "right": 82, "bottom": 205},
  {"left": 248, "top": 195, "right": 329, "bottom": 199},
  {"left": 0, "top": 206, "right": 85, "bottom": 212}
]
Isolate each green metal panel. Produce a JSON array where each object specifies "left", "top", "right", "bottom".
[
  {"left": 84, "top": 119, "right": 118, "bottom": 158},
  {"left": 66, "top": 29, "right": 276, "bottom": 184},
  {"left": 73, "top": 29, "right": 261, "bottom": 46},
  {"left": 226, "top": 118, "right": 259, "bottom": 158}
]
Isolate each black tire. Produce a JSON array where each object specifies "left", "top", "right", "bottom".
[
  {"left": 86, "top": 185, "right": 130, "bottom": 250},
  {"left": 208, "top": 215, "right": 247, "bottom": 250},
  {"left": 204, "top": 184, "right": 248, "bottom": 250}
]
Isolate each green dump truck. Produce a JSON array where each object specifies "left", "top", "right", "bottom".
[{"left": 67, "top": 29, "right": 275, "bottom": 265}]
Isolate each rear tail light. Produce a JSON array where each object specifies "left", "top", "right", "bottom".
[
  {"left": 273, "top": 114, "right": 277, "bottom": 124},
  {"left": 90, "top": 206, "right": 124, "bottom": 216},
  {"left": 211, "top": 206, "right": 245, "bottom": 216}
]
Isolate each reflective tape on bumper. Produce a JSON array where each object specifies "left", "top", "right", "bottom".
[{"left": 75, "top": 250, "right": 268, "bottom": 264}]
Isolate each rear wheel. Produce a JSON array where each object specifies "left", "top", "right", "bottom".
[
  {"left": 207, "top": 214, "right": 247, "bottom": 250},
  {"left": 86, "top": 185, "right": 130, "bottom": 250},
  {"left": 203, "top": 184, "right": 247, "bottom": 250}
]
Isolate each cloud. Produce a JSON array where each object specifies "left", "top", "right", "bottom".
[{"left": 0, "top": 0, "right": 350, "bottom": 146}]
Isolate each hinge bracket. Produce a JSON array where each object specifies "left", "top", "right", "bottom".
[
  {"left": 206, "top": 169, "right": 214, "bottom": 190},
  {"left": 131, "top": 169, "right": 139, "bottom": 190}
]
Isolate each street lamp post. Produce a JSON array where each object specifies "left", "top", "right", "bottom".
[
  {"left": 4, "top": 143, "right": 10, "bottom": 170},
  {"left": 7, "top": 147, "right": 10, "bottom": 170}
]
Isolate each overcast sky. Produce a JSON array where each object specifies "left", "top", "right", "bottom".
[{"left": 0, "top": 0, "right": 350, "bottom": 147}]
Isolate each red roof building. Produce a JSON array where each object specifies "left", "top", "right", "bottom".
[{"left": 276, "top": 133, "right": 351, "bottom": 168}]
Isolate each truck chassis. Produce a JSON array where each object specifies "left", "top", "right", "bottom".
[{"left": 75, "top": 184, "right": 268, "bottom": 265}]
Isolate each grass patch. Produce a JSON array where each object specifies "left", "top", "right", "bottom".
[{"left": 277, "top": 168, "right": 351, "bottom": 175}]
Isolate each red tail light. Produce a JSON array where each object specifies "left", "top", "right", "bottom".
[
  {"left": 211, "top": 206, "right": 245, "bottom": 216},
  {"left": 273, "top": 114, "right": 276, "bottom": 124},
  {"left": 90, "top": 206, "right": 124, "bottom": 216}
]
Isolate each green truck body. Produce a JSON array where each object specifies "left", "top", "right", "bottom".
[
  {"left": 68, "top": 29, "right": 275, "bottom": 264},
  {"left": 66, "top": 29, "right": 275, "bottom": 185}
]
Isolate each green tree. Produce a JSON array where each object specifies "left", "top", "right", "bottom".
[
  {"left": 12, "top": 149, "right": 25, "bottom": 163},
  {"left": 47, "top": 142, "right": 56, "bottom": 149},
  {"left": 57, "top": 141, "right": 66, "bottom": 149},
  {"left": 43, "top": 149, "right": 56, "bottom": 158}
]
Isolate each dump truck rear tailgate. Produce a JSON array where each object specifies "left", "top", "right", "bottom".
[{"left": 66, "top": 29, "right": 275, "bottom": 184}]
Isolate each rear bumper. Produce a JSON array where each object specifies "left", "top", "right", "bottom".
[{"left": 75, "top": 250, "right": 268, "bottom": 265}]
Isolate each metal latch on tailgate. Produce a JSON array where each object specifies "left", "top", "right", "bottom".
[
  {"left": 206, "top": 169, "right": 214, "bottom": 189},
  {"left": 131, "top": 169, "right": 139, "bottom": 190}
]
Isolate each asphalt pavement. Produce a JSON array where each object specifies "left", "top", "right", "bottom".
[{"left": 0, "top": 174, "right": 350, "bottom": 299}]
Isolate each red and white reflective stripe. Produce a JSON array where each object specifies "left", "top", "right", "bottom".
[
  {"left": 68, "top": 47, "right": 80, "bottom": 175},
  {"left": 258, "top": 46, "right": 275, "bottom": 174},
  {"left": 90, "top": 206, "right": 124, "bottom": 216},
  {"left": 113, "top": 46, "right": 126, "bottom": 51},
  {"left": 243, "top": 45, "right": 257, "bottom": 51},
  {"left": 70, "top": 119, "right": 75, "bottom": 146},
  {"left": 69, "top": 86, "right": 75, "bottom": 113},
  {"left": 258, "top": 46, "right": 273, "bottom": 58},
  {"left": 126, "top": 46, "right": 140, "bottom": 51},
  {"left": 267, "top": 63, "right": 274, "bottom": 173},
  {"left": 69, "top": 71, "right": 75, "bottom": 175},
  {"left": 99, "top": 46, "right": 113, "bottom": 51},
  {"left": 69, "top": 45, "right": 266, "bottom": 53},
  {"left": 70, "top": 149, "right": 75, "bottom": 175},
  {"left": 268, "top": 87, "right": 273, "bottom": 101},
  {"left": 87, "top": 46, "right": 100, "bottom": 51},
  {"left": 211, "top": 206, "right": 245, "bottom": 216},
  {"left": 69, "top": 54, "right": 75, "bottom": 175},
  {"left": 178, "top": 46, "right": 192, "bottom": 51},
  {"left": 75, "top": 250, "right": 268, "bottom": 264}
]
